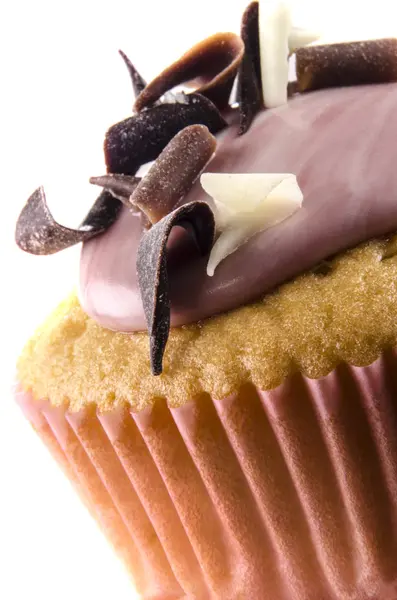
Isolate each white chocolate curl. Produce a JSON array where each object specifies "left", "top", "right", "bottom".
[
  {"left": 259, "top": 0, "right": 320, "bottom": 108},
  {"left": 201, "top": 173, "right": 303, "bottom": 276}
]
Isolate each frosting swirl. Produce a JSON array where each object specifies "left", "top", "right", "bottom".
[{"left": 79, "top": 82, "right": 397, "bottom": 331}]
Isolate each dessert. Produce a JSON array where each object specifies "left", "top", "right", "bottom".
[{"left": 15, "top": 1, "right": 397, "bottom": 598}]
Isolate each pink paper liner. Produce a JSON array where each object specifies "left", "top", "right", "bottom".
[{"left": 15, "top": 350, "right": 397, "bottom": 599}]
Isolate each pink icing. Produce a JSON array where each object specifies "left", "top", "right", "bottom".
[{"left": 79, "top": 83, "right": 397, "bottom": 332}]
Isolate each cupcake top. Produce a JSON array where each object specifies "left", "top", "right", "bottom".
[{"left": 15, "top": 1, "right": 397, "bottom": 376}]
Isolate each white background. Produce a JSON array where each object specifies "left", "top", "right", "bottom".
[{"left": 1, "top": 1, "right": 397, "bottom": 598}]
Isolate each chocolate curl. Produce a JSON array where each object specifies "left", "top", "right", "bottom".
[
  {"left": 134, "top": 33, "right": 245, "bottom": 113},
  {"left": 118, "top": 50, "right": 147, "bottom": 107},
  {"left": 237, "top": 1, "right": 263, "bottom": 134},
  {"left": 16, "top": 187, "right": 121, "bottom": 255},
  {"left": 105, "top": 93, "right": 226, "bottom": 175},
  {"left": 296, "top": 39, "right": 397, "bottom": 93},
  {"left": 137, "top": 202, "right": 215, "bottom": 375},
  {"left": 130, "top": 125, "right": 216, "bottom": 224},
  {"left": 90, "top": 174, "right": 141, "bottom": 206}
]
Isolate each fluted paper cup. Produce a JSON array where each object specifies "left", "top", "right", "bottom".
[{"left": 15, "top": 350, "right": 397, "bottom": 599}]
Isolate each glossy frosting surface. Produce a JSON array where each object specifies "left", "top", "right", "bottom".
[{"left": 80, "top": 83, "right": 397, "bottom": 331}]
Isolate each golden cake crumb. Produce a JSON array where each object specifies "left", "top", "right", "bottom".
[{"left": 17, "top": 236, "right": 397, "bottom": 412}]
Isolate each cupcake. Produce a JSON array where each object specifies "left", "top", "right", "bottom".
[{"left": 15, "top": 1, "right": 397, "bottom": 598}]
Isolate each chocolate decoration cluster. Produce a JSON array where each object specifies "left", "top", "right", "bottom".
[
  {"left": 104, "top": 93, "right": 226, "bottom": 176},
  {"left": 15, "top": 0, "right": 397, "bottom": 374}
]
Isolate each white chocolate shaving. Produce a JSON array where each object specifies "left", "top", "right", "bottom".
[
  {"left": 288, "top": 27, "right": 320, "bottom": 54},
  {"left": 259, "top": 1, "right": 320, "bottom": 108},
  {"left": 259, "top": 1, "right": 292, "bottom": 108},
  {"left": 201, "top": 173, "right": 303, "bottom": 276}
]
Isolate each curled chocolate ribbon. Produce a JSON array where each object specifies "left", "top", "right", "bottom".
[
  {"left": 134, "top": 32, "right": 245, "bottom": 113},
  {"left": 105, "top": 92, "right": 226, "bottom": 175},
  {"left": 130, "top": 124, "right": 217, "bottom": 224},
  {"left": 237, "top": 1, "right": 263, "bottom": 134},
  {"left": 296, "top": 39, "right": 397, "bottom": 93},
  {"left": 137, "top": 202, "right": 215, "bottom": 375},
  {"left": 15, "top": 187, "right": 121, "bottom": 255}
]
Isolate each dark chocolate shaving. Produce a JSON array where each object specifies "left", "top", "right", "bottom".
[
  {"left": 137, "top": 202, "right": 215, "bottom": 375},
  {"left": 105, "top": 92, "right": 226, "bottom": 175},
  {"left": 118, "top": 50, "right": 147, "bottom": 103},
  {"left": 134, "top": 33, "right": 244, "bottom": 113},
  {"left": 296, "top": 39, "right": 397, "bottom": 93},
  {"left": 131, "top": 124, "right": 216, "bottom": 224},
  {"left": 90, "top": 174, "right": 141, "bottom": 206},
  {"left": 237, "top": 1, "right": 263, "bottom": 134},
  {"left": 15, "top": 187, "right": 121, "bottom": 255}
]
